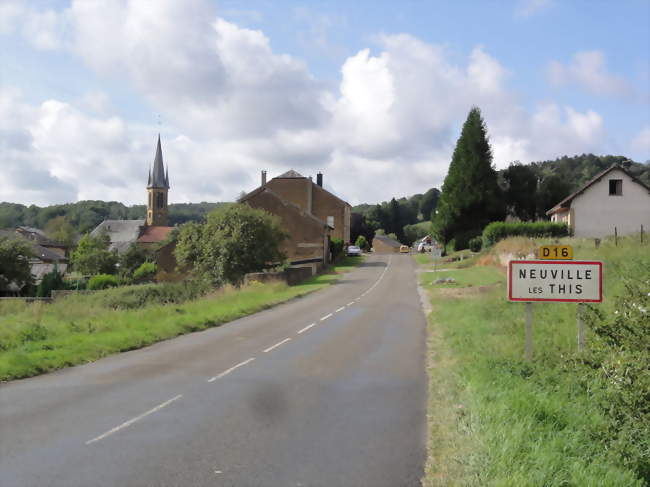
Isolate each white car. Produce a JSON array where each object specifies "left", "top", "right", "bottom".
[{"left": 346, "top": 245, "right": 362, "bottom": 256}]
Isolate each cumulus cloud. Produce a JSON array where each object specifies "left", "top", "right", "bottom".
[
  {"left": 631, "top": 126, "right": 650, "bottom": 157},
  {"left": 0, "top": 0, "right": 618, "bottom": 207},
  {"left": 515, "top": 0, "right": 553, "bottom": 18},
  {"left": 547, "top": 50, "right": 631, "bottom": 97}
]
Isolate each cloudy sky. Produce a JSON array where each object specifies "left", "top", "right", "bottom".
[{"left": 1, "top": 0, "right": 649, "bottom": 207}]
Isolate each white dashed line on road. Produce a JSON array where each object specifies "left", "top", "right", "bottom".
[
  {"left": 263, "top": 338, "right": 292, "bottom": 353},
  {"left": 297, "top": 323, "right": 317, "bottom": 334},
  {"left": 320, "top": 313, "right": 333, "bottom": 321},
  {"left": 208, "top": 358, "right": 256, "bottom": 382},
  {"left": 335, "top": 306, "right": 345, "bottom": 313},
  {"left": 86, "top": 394, "right": 183, "bottom": 445}
]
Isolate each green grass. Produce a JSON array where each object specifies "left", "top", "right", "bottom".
[
  {"left": 419, "top": 266, "right": 503, "bottom": 288},
  {"left": 420, "top": 238, "right": 647, "bottom": 486},
  {"left": 0, "top": 258, "right": 362, "bottom": 381}
]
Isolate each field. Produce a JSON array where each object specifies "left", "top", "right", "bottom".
[
  {"left": 0, "top": 257, "right": 362, "bottom": 382},
  {"left": 420, "top": 236, "right": 648, "bottom": 486}
]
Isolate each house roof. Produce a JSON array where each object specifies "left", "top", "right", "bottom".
[
  {"left": 90, "top": 219, "right": 145, "bottom": 253},
  {"left": 239, "top": 186, "right": 331, "bottom": 228},
  {"left": 275, "top": 169, "right": 305, "bottom": 178},
  {"left": 29, "top": 244, "right": 68, "bottom": 263},
  {"left": 373, "top": 234, "right": 402, "bottom": 248},
  {"left": 546, "top": 164, "right": 650, "bottom": 215},
  {"left": 16, "top": 226, "right": 64, "bottom": 247},
  {"left": 137, "top": 225, "right": 174, "bottom": 243},
  {"left": 147, "top": 134, "right": 169, "bottom": 189}
]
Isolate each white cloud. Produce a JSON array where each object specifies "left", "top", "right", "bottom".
[
  {"left": 631, "top": 126, "right": 650, "bottom": 157},
  {"left": 515, "top": 0, "right": 553, "bottom": 18},
  {"left": 547, "top": 50, "right": 631, "bottom": 97},
  {"left": 0, "top": 0, "right": 619, "bottom": 207}
]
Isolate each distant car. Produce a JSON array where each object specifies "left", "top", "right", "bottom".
[
  {"left": 399, "top": 245, "right": 410, "bottom": 253},
  {"left": 346, "top": 245, "right": 362, "bottom": 256}
]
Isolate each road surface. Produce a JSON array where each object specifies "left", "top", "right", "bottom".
[{"left": 0, "top": 254, "right": 427, "bottom": 487}]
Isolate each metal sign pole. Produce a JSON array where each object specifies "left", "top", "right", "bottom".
[
  {"left": 525, "top": 302, "right": 533, "bottom": 361},
  {"left": 577, "top": 303, "right": 585, "bottom": 352}
]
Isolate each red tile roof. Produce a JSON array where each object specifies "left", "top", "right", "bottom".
[{"left": 137, "top": 226, "right": 174, "bottom": 243}]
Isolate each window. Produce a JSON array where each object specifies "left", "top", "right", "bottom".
[
  {"left": 327, "top": 216, "right": 334, "bottom": 228},
  {"left": 157, "top": 193, "right": 164, "bottom": 208},
  {"left": 609, "top": 179, "right": 622, "bottom": 196}
]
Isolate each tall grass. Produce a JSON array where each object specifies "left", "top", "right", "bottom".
[
  {"left": 422, "top": 237, "right": 647, "bottom": 486},
  {"left": 0, "top": 259, "right": 361, "bottom": 381}
]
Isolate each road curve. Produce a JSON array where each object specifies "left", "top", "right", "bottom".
[{"left": 0, "top": 254, "right": 427, "bottom": 487}]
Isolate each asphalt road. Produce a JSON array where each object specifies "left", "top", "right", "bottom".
[{"left": 0, "top": 254, "right": 428, "bottom": 487}]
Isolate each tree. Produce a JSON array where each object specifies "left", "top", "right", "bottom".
[
  {"left": 118, "top": 243, "right": 152, "bottom": 279},
  {"left": 502, "top": 162, "right": 538, "bottom": 221},
  {"left": 536, "top": 174, "right": 572, "bottom": 218},
  {"left": 0, "top": 236, "right": 33, "bottom": 291},
  {"left": 36, "top": 264, "right": 64, "bottom": 297},
  {"left": 354, "top": 235, "right": 368, "bottom": 250},
  {"left": 70, "top": 233, "right": 118, "bottom": 275},
  {"left": 45, "top": 216, "right": 77, "bottom": 249},
  {"left": 419, "top": 188, "right": 440, "bottom": 221},
  {"left": 175, "top": 204, "right": 286, "bottom": 286},
  {"left": 386, "top": 198, "right": 404, "bottom": 242},
  {"left": 432, "top": 107, "right": 505, "bottom": 248}
]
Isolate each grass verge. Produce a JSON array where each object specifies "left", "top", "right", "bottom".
[
  {"left": 420, "top": 238, "right": 647, "bottom": 486},
  {"left": 0, "top": 257, "right": 362, "bottom": 382}
]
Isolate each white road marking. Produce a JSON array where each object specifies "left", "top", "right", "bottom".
[
  {"left": 208, "top": 358, "right": 256, "bottom": 382},
  {"left": 86, "top": 394, "right": 183, "bottom": 445},
  {"left": 320, "top": 313, "right": 333, "bottom": 321},
  {"left": 263, "top": 337, "right": 292, "bottom": 353},
  {"left": 335, "top": 306, "right": 345, "bottom": 313},
  {"left": 214, "top": 470, "right": 222, "bottom": 474},
  {"left": 357, "top": 255, "right": 392, "bottom": 300},
  {"left": 297, "top": 323, "right": 317, "bottom": 334},
  {"left": 347, "top": 302, "right": 355, "bottom": 306}
]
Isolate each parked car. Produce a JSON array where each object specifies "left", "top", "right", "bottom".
[
  {"left": 346, "top": 245, "right": 362, "bottom": 256},
  {"left": 399, "top": 245, "right": 410, "bottom": 253}
]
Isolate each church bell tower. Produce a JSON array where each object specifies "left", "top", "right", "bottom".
[{"left": 146, "top": 135, "right": 170, "bottom": 226}]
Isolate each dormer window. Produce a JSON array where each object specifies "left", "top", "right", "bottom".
[{"left": 608, "top": 179, "right": 622, "bottom": 195}]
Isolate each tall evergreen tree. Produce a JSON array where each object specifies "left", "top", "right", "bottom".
[{"left": 432, "top": 107, "right": 505, "bottom": 247}]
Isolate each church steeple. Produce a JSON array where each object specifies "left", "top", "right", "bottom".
[{"left": 146, "top": 134, "right": 170, "bottom": 226}]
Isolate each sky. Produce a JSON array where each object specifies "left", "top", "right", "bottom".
[{"left": 1, "top": 0, "right": 649, "bottom": 207}]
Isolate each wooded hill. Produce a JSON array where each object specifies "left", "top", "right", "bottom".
[{"left": 0, "top": 201, "right": 224, "bottom": 234}]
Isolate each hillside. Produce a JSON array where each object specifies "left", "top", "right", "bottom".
[{"left": 0, "top": 201, "right": 225, "bottom": 234}]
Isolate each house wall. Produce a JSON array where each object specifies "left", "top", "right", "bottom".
[
  {"left": 571, "top": 168, "right": 650, "bottom": 237},
  {"left": 311, "top": 185, "right": 351, "bottom": 243},
  {"left": 373, "top": 239, "right": 400, "bottom": 254},
  {"left": 245, "top": 190, "right": 329, "bottom": 265},
  {"left": 266, "top": 178, "right": 351, "bottom": 243}
]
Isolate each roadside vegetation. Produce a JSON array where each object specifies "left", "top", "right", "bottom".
[
  {"left": 0, "top": 256, "right": 362, "bottom": 381},
  {"left": 419, "top": 236, "right": 648, "bottom": 486}
]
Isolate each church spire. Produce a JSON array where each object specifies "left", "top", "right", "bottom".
[{"left": 148, "top": 134, "right": 169, "bottom": 189}]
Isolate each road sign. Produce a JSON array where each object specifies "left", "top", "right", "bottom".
[
  {"left": 538, "top": 245, "right": 573, "bottom": 260},
  {"left": 508, "top": 260, "right": 602, "bottom": 302}
]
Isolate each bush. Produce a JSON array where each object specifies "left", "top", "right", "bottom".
[
  {"left": 482, "top": 221, "right": 569, "bottom": 248},
  {"left": 468, "top": 236, "right": 482, "bottom": 252},
  {"left": 87, "top": 274, "right": 119, "bottom": 290},
  {"left": 330, "top": 238, "right": 344, "bottom": 260},
  {"left": 355, "top": 235, "right": 368, "bottom": 250},
  {"left": 36, "top": 266, "right": 64, "bottom": 297},
  {"left": 133, "top": 262, "right": 157, "bottom": 283},
  {"left": 85, "top": 280, "right": 211, "bottom": 309}
]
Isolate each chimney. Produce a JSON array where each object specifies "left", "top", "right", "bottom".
[
  {"left": 261, "top": 170, "right": 267, "bottom": 186},
  {"left": 316, "top": 172, "right": 323, "bottom": 187}
]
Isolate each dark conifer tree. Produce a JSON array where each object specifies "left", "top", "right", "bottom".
[{"left": 432, "top": 107, "right": 505, "bottom": 247}]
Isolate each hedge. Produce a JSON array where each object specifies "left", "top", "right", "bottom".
[{"left": 482, "top": 221, "right": 569, "bottom": 247}]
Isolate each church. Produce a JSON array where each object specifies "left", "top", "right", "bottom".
[{"left": 90, "top": 135, "right": 174, "bottom": 254}]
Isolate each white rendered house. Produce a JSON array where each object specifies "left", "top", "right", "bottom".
[{"left": 546, "top": 165, "right": 650, "bottom": 238}]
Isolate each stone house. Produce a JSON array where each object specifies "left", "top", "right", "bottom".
[
  {"left": 372, "top": 234, "right": 402, "bottom": 253},
  {"left": 546, "top": 165, "right": 650, "bottom": 238}
]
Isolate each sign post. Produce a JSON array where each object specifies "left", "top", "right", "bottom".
[{"left": 508, "top": 257, "right": 603, "bottom": 359}]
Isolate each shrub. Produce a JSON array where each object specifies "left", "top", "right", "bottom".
[
  {"left": 86, "top": 280, "right": 211, "bottom": 309},
  {"left": 355, "top": 235, "right": 368, "bottom": 250},
  {"left": 133, "top": 262, "right": 157, "bottom": 283},
  {"left": 468, "top": 236, "right": 482, "bottom": 252},
  {"left": 330, "top": 238, "right": 344, "bottom": 260},
  {"left": 87, "top": 274, "right": 119, "bottom": 290},
  {"left": 36, "top": 266, "right": 64, "bottom": 297},
  {"left": 482, "top": 221, "right": 569, "bottom": 248}
]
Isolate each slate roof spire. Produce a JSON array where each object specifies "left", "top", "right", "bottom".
[{"left": 148, "top": 134, "right": 169, "bottom": 189}]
